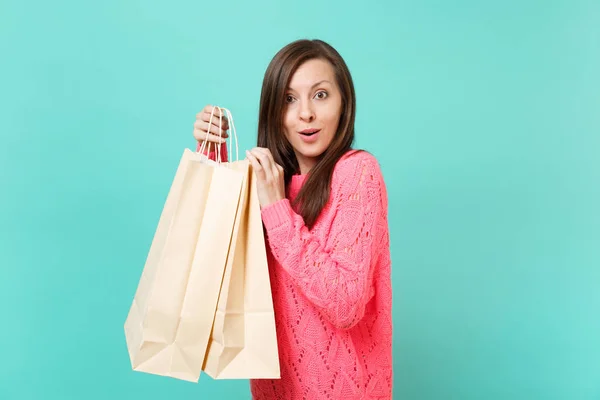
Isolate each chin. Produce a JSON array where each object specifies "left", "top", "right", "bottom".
[{"left": 295, "top": 145, "right": 326, "bottom": 158}]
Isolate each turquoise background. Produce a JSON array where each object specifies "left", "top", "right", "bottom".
[{"left": 1, "top": 0, "right": 599, "bottom": 399}]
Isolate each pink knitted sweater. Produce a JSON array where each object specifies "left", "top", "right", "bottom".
[{"left": 199, "top": 142, "right": 393, "bottom": 399}]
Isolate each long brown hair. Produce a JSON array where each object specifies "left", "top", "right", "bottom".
[{"left": 257, "top": 39, "right": 360, "bottom": 230}]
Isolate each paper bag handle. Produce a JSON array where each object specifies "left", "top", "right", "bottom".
[{"left": 197, "top": 106, "right": 239, "bottom": 163}]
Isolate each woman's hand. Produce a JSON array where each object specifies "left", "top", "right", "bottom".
[
  {"left": 245, "top": 148, "right": 286, "bottom": 209},
  {"left": 193, "top": 105, "right": 229, "bottom": 153}
]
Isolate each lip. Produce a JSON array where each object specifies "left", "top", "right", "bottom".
[
  {"left": 298, "top": 129, "right": 320, "bottom": 143},
  {"left": 299, "top": 128, "right": 321, "bottom": 134}
]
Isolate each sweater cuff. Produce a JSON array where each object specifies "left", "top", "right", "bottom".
[{"left": 261, "top": 198, "right": 294, "bottom": 231}]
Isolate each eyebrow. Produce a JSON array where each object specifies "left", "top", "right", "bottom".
[{"left": 287, "top": 80, "right": 332, "bottom": 91}]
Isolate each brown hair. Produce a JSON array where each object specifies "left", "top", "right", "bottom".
[{"left": 257, "top": 39, "right": 361, "bottom": 230}]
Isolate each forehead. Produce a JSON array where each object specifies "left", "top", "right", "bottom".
[{"left": 288, "top": 58, "right": 335, "bottom": 89}]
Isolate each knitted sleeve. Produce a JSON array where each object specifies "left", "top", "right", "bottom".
[
  {"left": 260, "top": 154, "right": 386, "bottom": 330},
  {"left": 196, "top": 142, "right": 228, "bottom": 162}
]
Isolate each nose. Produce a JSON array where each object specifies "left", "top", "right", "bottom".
[{"left": 298, "top": 100, "right": 315, "bottom": 122}]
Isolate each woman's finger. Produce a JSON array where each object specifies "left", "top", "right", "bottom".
[
  {"left": 201, "top": 111, "right": 229, "bottom": 131},
  {"left": 254, "top": 147, "right": 274, "bottom": 163},
  {"left": 250, "top": 149, "right": 274, "bottom": 183},
  {"left": 246, "top": 150, "right": 265, "bottom": 180},
  {"left": 193, "top": 120, "right": 229, "bottom": 138},
  {"left": 254, "top": 148, "right": 280, "bottom": 179},
  {"left": 198, "top": 106, "right": 229, "bottom": 131},
  {"left": 195, "top": 109, "right": 230, "bottom": 132},
  {"left": 193, "top": 127, "right": 228, "bottom": 144},
  {"left": 200, "top": 104, "right": 226, "bottom": 117}
]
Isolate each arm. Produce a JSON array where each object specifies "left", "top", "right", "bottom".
[
  {"left": 260, "top": 155, "right": 386, "bottom": 330},
  {"left": 196, "top": 141, "right": 228, "bottom": 162}
]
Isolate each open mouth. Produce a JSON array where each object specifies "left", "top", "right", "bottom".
[{"left": 300, "top": 129, "right": 320, "bottom": 136}]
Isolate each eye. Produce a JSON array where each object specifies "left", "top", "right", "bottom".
[
  {"left": 314, "top": 90, "right": 328, "bottom": 100},
  {"left": 285, "top": 94, "right": 295, "bottom": 103}
]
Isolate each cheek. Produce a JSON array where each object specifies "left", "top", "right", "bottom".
[
  {"left": 324, "top": 104, "right": 342, "bottom": 131},
  {"left": 283, "top": 110, "right": 295, "bottom": 136}
]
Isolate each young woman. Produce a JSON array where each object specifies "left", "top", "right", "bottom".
[{"left": 193, "top": 39, "right": 392, "bottom": 400}]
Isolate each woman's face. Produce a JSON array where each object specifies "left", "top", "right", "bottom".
[{"left": 283, "top": 58, "right": 342, "bottom": 175}]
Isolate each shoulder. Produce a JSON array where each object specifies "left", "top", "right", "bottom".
[
  {"left": 330, "top": 150, "right": 389, "bottom": 220},
  {"left": 331, "top": 149, "right": 387, "bottom": 203},
  {"left": 333, "top": 149, "right": 384, "bottom": 183}
]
